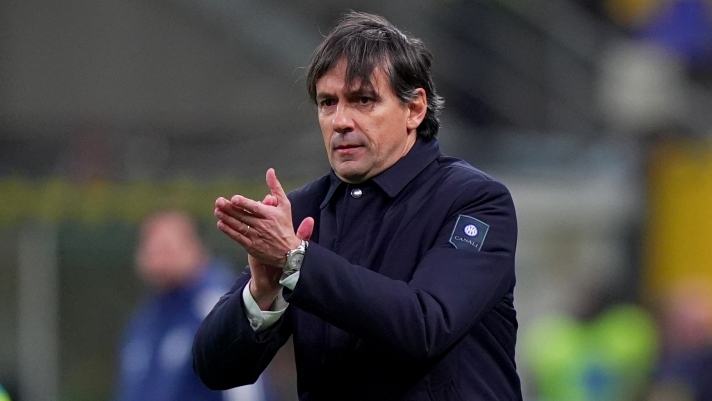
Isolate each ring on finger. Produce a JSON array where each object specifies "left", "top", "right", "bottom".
[{"left": 242, "top": 225, "right": 251, "bottom": 236}]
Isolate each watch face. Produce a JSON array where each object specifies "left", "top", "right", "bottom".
[
  {"left": 290, "top": 254, "right": 304, "bottom": 270},
  {"left": 284, "top": 240, "right": 307, "bottom": 272},
  {"left": 286, "top": 246, "right": 305, "bottom": 272}
]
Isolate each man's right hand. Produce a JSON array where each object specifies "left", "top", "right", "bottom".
[{"left": 248, "top": 194, "right": 314, "bottom": 311}]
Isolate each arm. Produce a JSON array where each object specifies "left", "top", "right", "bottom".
[
  {"left": 194, "top": 179, "right": 314, "bottom": 390},
  {"left": 285, "top": 179, "right": 517, "bottom": 361},
  {"left": 192, "top": 272, "right": 293, "bottom": 390}
]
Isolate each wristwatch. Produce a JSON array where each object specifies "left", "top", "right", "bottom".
[{"left": 282, "top": 239, "right": 307, "bottom": 278}]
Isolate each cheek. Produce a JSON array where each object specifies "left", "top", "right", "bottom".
[
  {"left": 319, "top": 118, "right": 331, "bottom": 145},
  {"left": 321, "top": 130, "right": 332, "bottom": 153},
  {"left": 371, "top": 119, "right": 403, "bottom": 153}
]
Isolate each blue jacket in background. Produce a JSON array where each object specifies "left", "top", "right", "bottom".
[{"left": 115, "top": 260, "right": 268, "bottom": 401}]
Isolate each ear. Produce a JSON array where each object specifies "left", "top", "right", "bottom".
[{"left": 406, "top": 88, "right": 427, "bottom": 131}]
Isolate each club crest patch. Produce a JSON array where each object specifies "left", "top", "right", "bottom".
[{"left": 449, "top": 215, "right": 489, "bottom": 251}]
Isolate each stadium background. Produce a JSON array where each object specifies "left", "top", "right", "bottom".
[{"left": 2, "top": 0, "right": 712, "bottom": 399}]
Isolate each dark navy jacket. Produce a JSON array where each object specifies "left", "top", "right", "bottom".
[{"left": 193, "top": 138, "right": 522, "bottom": 400}]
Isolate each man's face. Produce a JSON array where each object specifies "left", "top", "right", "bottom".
[{"left": 315, "top": 60, "right": 420, "bottom": 183}]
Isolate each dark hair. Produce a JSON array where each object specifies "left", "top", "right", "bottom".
[{"left": 306, "top": 12, "right": 444, "bottom": 140}]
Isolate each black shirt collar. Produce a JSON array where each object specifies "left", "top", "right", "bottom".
[{"left": 320, "top": 138, "right": 440, "bottom": 209}]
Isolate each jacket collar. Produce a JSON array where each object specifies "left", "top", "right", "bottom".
[{"left": 320, "top": 138, "right": 440, "bottom": 209}]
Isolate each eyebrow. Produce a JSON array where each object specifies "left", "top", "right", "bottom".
[
  {"left": 316, "top": 92, "right": 336, "bottom": 102},
  {"left": 315, "top": 84, "right": 379, "bottom": 102},
  {"left": 345, "top": 86, "right": 378, "bottom": 98}
]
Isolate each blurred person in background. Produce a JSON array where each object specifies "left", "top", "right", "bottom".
[
  {"left": 114, "top": 210, "right": 267, "bottom": 401},
  {"left": 522, "top": 303, "right": 658, "bottom": 401},
  {"left": 0, "top": 383, "right": 10, "bottom": 401},
  {"left": 604, "top": 0, "right": 712, "bottom": 78},
  {"left": 648, "top": 279, "right": 712, "bottom": 401},
  {"left": 194, "top": 11, "right": 521, "bottom": 401}
]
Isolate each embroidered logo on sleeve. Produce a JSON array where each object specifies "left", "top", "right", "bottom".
[{"left": 449, "top": 214, "right": 490, "bottom": 251}]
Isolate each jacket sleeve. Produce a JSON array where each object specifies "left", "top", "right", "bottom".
[
  {"left": 191, "top": 175, "right": 329, "bottom": 390},
  {"left": 192, "top": 272, "right": 292, "bottom": 390},
  {"left": 282, "top": 178, "right": 517, "bottom": 361}
]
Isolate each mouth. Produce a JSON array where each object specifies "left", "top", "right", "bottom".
[{"left": 334, "top": 144, "right": 363, "bottom": 155}]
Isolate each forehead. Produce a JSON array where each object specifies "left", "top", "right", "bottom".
[
  {"left": 315, "top": 59, "right": 387, "bottom": 94},
  {"left": 141, "top": 215, "right": 193, "bottom": 240}
]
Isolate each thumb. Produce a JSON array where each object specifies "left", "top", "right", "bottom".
[
  {"left": 266, "top": 168, "right": 289, "bottom": 205},
  {"left": 296, "top": 217, "right": 315, "bottom": 241}
]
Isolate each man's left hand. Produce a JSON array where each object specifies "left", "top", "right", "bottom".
[{"left": 215, "top": 168, "right": 305, "bottom": 268}]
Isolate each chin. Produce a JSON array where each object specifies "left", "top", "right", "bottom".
[
  {"left": 331, "top": 162, "right": 363, "bottom": 180},
  {"left": 335, "top": 169, "right": 368, "bottom": 184}
]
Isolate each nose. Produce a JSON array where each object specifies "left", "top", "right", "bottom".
[{"left": 332, "top": 104, "right": 354, "bottom": 134}]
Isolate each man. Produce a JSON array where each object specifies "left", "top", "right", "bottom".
[
  {"left": 194, "top": 12, "right": 521, "bottom": 400},
  {"left": 114, "top": 211, "right": 266, "bottom": 401}
]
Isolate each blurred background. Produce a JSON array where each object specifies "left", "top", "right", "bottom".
[{"left": 2, "top": 0, "right": 712, "bottom": 400}]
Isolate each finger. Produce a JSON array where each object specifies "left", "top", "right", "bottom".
[
  {"left": 215, "top": 209, "right": 258, "bottom": 241},
  {"left": 217, "top": 197, "right": 251, "bottom": 218},
  {"left": 262, "top": 194, "right": 278, "bottom": 207},
  {"left": 296, "top": 217, "right": 315, "bottom": 241},
  {"left": 216, "top": 197, "right": 232, "bottom": 210},
  {"left": 216, "top": 219, "right": 252, "bottom": 247},
  {"left": 230, "top": 195, "right": 266, "bottom": 217},
  {"left": 215, "top": 205, "right": 261, "bottom": 228},
  {"left": 266, "top": 168, "right": 289, "bottom": 205}
]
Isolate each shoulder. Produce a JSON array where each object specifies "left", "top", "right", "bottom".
[
  {"left": 435, "top": 155, "right": 513, "bottom": 203},
  {"left": 432, "top": 156, "right": 518, "bottom": 251}
]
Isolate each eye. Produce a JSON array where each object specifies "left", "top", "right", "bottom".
[
  {"left": 319, "top": 98, "right": 336, "bottom": 108},
  {"left": 358, "top": 97, "right": 372, "bottom": 105}
]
